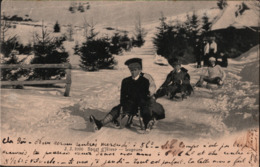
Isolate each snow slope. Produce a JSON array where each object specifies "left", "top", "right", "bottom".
[{"left": 1, "top": 43, "right": 259, "bottom": 144}]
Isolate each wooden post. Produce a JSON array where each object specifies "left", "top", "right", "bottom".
[{"left": 64, "top": 63, "right": 72, "bottom": 97}]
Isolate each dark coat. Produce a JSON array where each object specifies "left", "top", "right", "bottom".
[
  {"left": 120, "top": 75, "right": 150, "bottom": 107},
  {"left": 108, "top": 73, "right": 165, "bottom": 128},
  {"left": 155, "top": 67, "right": 193, "bottom": 98},
  {"left": 161, "top": 67, "right": 191, "bottom": 88}
]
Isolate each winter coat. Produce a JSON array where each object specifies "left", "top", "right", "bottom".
[
  {"left": 120, "top": 74, "right": 150, "bottom": 107},
  {"left": 160, "top": 67, "right": 191, "bottom": 88}
]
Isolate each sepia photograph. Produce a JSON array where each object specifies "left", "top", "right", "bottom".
[{"left": 0, "top": 0, "right": 259, "bottom": 166}]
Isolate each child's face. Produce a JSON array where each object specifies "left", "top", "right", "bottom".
[
  {"left": 173, "top": 64, "right": 181, "bottom": 71},
  {"left": 129, "top": 67, "right": 141, "bottom": 78},
  {"left": 209, "top": 61, "right": 216, "bottom": 67}
]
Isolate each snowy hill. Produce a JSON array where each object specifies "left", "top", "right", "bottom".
[{"left": 211, "top": 1, "right": 259, "bottom": 30}]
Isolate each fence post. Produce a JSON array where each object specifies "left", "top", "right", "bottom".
[{"left": 64, "top": 63, "right": 72, "bottom": 97}]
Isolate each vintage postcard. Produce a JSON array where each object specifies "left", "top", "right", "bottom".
[{"left": 0, "top": 0, "right": 259, "bottom": 166}]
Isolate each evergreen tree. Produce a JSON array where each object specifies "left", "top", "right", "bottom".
[
  {"left": 76, "top": 37, "right": 116, "bottom": 71},
  {"left": 153, "top": 13, "right": 189, "bottom": 61},
  {"left": 184, "top": 12, "right": 199, "bottom": 45},
  {"left": 110, "top": 32, "right": 123, "bottom": 55},
  {"left": 153, "top": 13, "right": 169, "bottom": 57},
  {"left": 202, "top": 13, "right": 211, "bottom": 33},
  {"left": 29, "top": 24, "right": 69, "bottom": 80},
  {"left": 54, "top": 21, "right": 61, "bottom": 33},
  {"left": 1, "top": 36, "right": 30, "bottom": 82},
  {"left": 119, "top": 32, "right": 132, "bottom": 51}
]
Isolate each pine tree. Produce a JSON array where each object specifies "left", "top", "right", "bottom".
[
  {"left": 76, "top": 37, "right": 116, "bottom": 71},
  {"left": 153, "top": 13, "right": 169, "bottom": 57},
  {"left": 110, "top": 32, "right": 123, "bottom": 55},
  {"left": 153, "top": 13, "right": 189, "bottom": 61},
  {"left": 202, "top": 13, "right": 211, "bottom": 33},
  {"left": 184, "top": 12, "right": 199, "bottom": 45},
  {"left": 119, "top": 32, "right": 132, "bottom": 51},
  {"left": 54, "top": 21, "right": 61, "bottom": 33},
  {"left": 29, "top": 23, "right": 69, "bottom": 80}
]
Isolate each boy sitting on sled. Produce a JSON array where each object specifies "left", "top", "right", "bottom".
[{"left": 89, "top": 58, "right": 165, "bottom": 132}]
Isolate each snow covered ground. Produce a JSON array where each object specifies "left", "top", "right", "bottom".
[{"left": 1, "top": 42, "right": 259, "bottom": 145}]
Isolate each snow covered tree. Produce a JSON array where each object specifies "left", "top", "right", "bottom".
[
  {"left": 1, "top": 36, "right": 31, "bottom": 83},
  {"left": 53, "top": 21, "right": 61, "bottom": 33},
  {"left": 29, "top": 23, "right": 69, "bottom": 80},
  {"left": 76, "top": 37, "right": 116, "bottom": 71}
]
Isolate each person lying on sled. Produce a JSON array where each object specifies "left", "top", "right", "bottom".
[
  {"left": 153, "top": 58, "right": 193, "bottom": 100},
  {"left": 195, "top": 56, "right": 226, "bottom": 88},
  {"left": 89, "top": 58, "right": 165, "bottom": 132}
]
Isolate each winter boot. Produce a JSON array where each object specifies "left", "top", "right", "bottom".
[
  {"left": 89, "top": 114, "right": 114, "bottom": 131},
  {"left": 89, "top": 115, "right": 102, "bottom": 131},
  {"left": 194, "top": 80, "right": 203, "bottom": 87}
]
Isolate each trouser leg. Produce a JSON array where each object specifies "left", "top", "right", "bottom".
[
  {"left": 167, "top": 85, "right": 180, "bottom": 99},
  {"left": 154, "top": 87, "right": 167, "bottom": 99},
  {"left": 204, "top": 77, "right": 222, "bottom": 85}
]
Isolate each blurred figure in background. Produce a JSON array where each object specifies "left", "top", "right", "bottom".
[
  {"left": 195, "top": 57, "right": 226, "bottom": 88},
  {"left": 194, "top": 38, "right": 203, "bottom": 68},
  {"left": 204, "top": 36, "right": 217, "bottom": 67}
]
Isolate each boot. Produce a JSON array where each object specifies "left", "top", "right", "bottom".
[
  {"left": 89, "top": 115, "right": 103, "bottom": 131},
  {"left": 89, "top": 114, "right": 114, "bottom": 131},
  {"left": 194, "top": 80, "right": 203, "bottom": 87}
]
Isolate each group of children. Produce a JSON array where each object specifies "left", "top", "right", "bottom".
[{"left": 90, "top": 56, "right": 226, "bottom": 132}]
